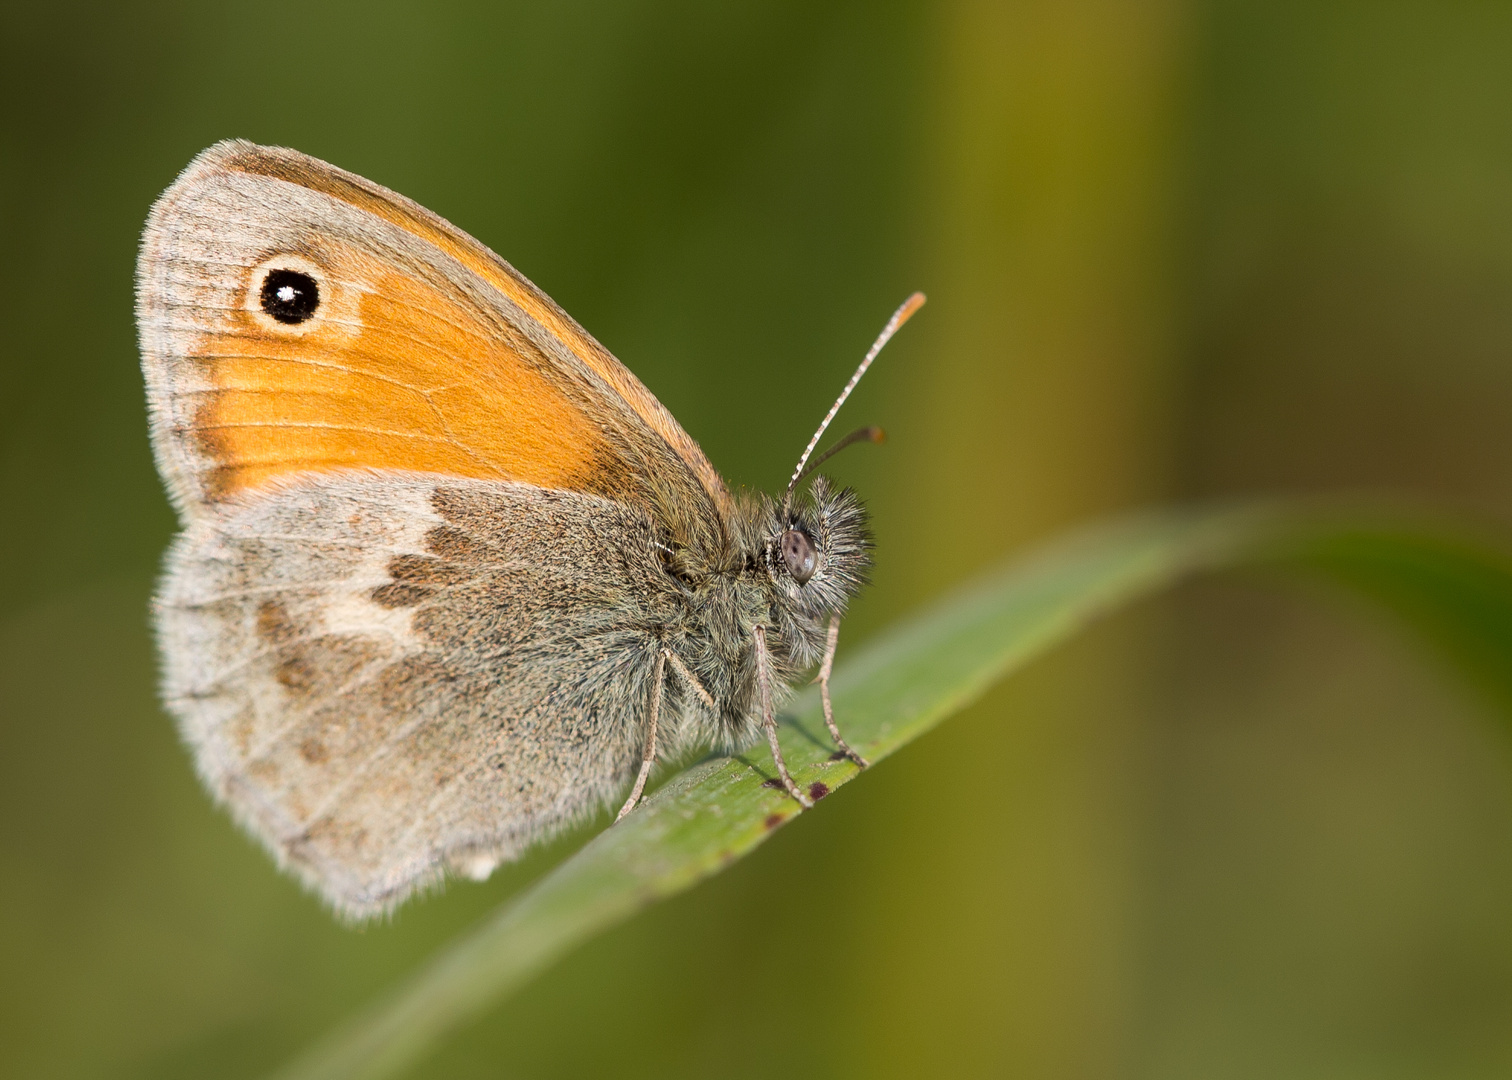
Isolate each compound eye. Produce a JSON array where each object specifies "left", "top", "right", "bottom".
[{"left": 781, "top": 529, "right": 817, "bottom": 584}]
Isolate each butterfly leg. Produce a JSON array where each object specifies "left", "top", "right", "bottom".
[
  {"left": 816, "top": 614, "right": 868, "bottom": 768},
  {"left": 663, "top": 648, "right": 715, "bottom": 710},
  {"left": 616, "top": 649, "right": 666, "bottom": 821},
  {"left": 753, "top": 625, "right": 814, "bottom": 809}
]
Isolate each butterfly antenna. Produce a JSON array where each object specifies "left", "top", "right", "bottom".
[{"left": 784, "top": 291, "right": 926, "bottom": 511}]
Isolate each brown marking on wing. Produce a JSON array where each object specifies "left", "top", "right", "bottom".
[
  {"left": 387, "top": 553, "right": 469, "bottom": 586},
  {"left": 370, "top": 582, "right": 432, "bottom": 609},
  {"left": 298, "top": 816, "right": 370, "bottom": 856},
  {"left": 299, "top": 738, "right": 329, "bottom": 765},
  {"left": 423, "top": 525, "right": 486, "bottom": 561},
  {"left": 256, "top": 598, "right": 300, "bottom": 645},
  {"left": 277, "top": 655, "right": 316, "bottom": 692},
  {"left": 218, "top": 143, "right": 735, "bottom": 519}
]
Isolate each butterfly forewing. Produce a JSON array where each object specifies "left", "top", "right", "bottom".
[{"left": 136, "top": 140, "right": 730, "bottom": 538}]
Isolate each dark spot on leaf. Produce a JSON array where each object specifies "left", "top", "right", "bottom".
[
  {"left": 828, "top": 750, "right": 849, "bottom": 762},
  {"left": 808, "top": 782, "right": 829, "bottom": 801},
  {"left": 764, "top": 814, "right": 783, "bottom": 830},
  {"left": 761, "top": 778, "right": 783, "bottom": 790}
]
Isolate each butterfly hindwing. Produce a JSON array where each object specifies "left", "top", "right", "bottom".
[{"left": 159, "top": 472, "right": 674, "bottom": 917}]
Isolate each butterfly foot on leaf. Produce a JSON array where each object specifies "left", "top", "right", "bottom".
[{"left": 761, "top": 774, "right": 813, "bottom": 809}]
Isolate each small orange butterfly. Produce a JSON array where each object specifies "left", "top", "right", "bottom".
[{"left": 136, "top": 141, "right": 923, "bottom": 918}]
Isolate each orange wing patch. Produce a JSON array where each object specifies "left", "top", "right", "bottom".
[
  {"left": 224, "top": 144, "right": 735, "bottom": 520},
  {"left": 189, "top": 249, "right": 625, "bottom": 502}
]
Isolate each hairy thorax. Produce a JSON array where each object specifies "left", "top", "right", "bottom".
[{"left": 657, "top": 477, "right": 872, "bottom": 753}]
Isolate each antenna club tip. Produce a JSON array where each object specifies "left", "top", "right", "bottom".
[
  {"left": 886, "top": 292, "right": 926, "bottom": 335},
  {"left": 867, "top": 425, "right": 887, "bottom": 444}
]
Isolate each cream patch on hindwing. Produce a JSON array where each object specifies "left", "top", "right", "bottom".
[
  {"left": 158, "top": 474, "right": 441, "bottom": 782},
  {"left": 155, "top": 471, "right": 493, "bottom": 909}
]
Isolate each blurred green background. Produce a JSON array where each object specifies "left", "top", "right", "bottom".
[{"left": 5, "top": 1, "right": 1512, "bottom": 1077}]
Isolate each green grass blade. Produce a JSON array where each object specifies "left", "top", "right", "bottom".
[
  {"left": 269, "top": 501, "right": 1512, "bottom": 1080},
  {"left": 1265, "top": 518, "right": 1512, "bottom": 721}
]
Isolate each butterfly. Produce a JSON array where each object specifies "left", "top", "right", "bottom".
[{"left": 135, "top": 140, "right": 923, "bottom": 919}]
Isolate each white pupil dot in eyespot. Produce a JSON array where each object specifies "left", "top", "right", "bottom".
[{"left": 277, "top": 285, "right": 297, "bottom": 302}]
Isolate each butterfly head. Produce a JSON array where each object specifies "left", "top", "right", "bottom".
[
  {"left": 745, "top": 292, "right": 925, "bottom": 654},
  {"left": 765, "top": 475, "right": 871, "bottom": 620}
]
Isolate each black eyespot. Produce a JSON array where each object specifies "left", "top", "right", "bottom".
[
  {"left": 259, "top": 268, "right": 320, "bottom": 324},
  {"left": 781, "top": 529, "right": 817, "bottom": 584}
]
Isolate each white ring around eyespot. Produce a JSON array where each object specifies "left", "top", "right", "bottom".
[{"left": 246, "top": 253, "right": 328, "bottom": 336}]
